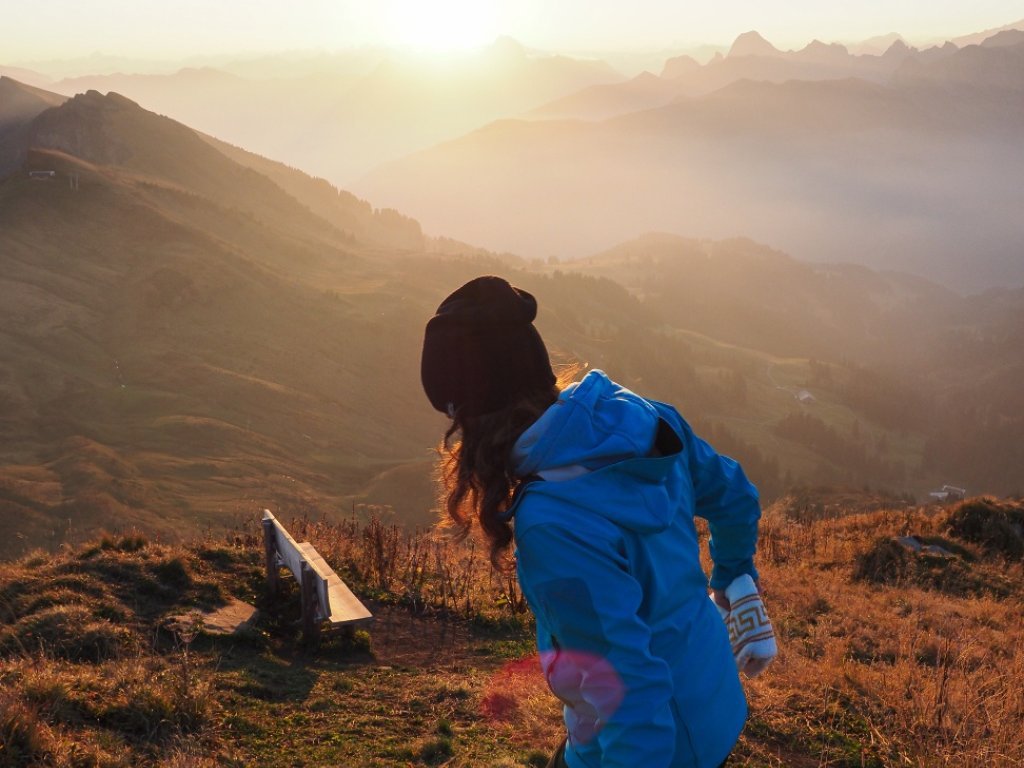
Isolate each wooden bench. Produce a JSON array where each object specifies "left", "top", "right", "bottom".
[{"left": 262, "top": 509, "right": 372, "bottom": 645}]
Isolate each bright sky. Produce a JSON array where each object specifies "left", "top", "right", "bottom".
[{"left": 5, "top": 0, "right": 1023, "bottom": 61}]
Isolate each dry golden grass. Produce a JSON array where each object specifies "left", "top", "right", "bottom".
[
  {"left": 728, "top": 498, "right": 1024, "bottom": 767},
  {"left": 1, "top": 497, "right": 1021, "bottom": 766},
  {"left": 284, "top": 497, "right": 1024, "bottom": 766},
  {"left": 284, "top": 508, "right": 529, "bottom": 619},
  {"left": 0, "top": 532, "right": 262, "bottom": 767}
]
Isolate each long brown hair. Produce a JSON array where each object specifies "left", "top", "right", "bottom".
[{"left": 438, "top": 376, "right": 569, "bottom": 570}]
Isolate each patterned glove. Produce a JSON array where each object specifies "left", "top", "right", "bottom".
[{"left": 711, "top": 574, "right": 777, "bottom": 678}]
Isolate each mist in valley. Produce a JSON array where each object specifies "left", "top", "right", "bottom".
[{"left": 1, "top": 12, "right": 1023, "bottom": 556}]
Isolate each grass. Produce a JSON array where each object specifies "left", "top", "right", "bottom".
[
  {"left": 735, "top": 497, "right": 1024, "bottom": 766},
  {"left": 672, "top": 329, "right": 924, "bottom": 488},
  {"left": 0, "top": 496, "right": 1022, "bottom": 766}
]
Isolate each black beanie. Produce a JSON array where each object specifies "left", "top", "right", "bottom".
[{"left": 421, "top": 276, "right": 556, "bottom": 417}]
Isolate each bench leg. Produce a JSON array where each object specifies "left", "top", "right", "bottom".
[
  {"left": 300, "top": 562, "right": 321, "bottom": 648},
  {"left": 262, "top": 519, "right": 279, "bottom": 596}
]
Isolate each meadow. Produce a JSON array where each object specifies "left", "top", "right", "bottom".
[{"left": 2, "top": 494, "right": 1021, "bottom": 767}]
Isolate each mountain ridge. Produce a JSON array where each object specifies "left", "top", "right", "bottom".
[
  {"left": 0, "top": 76, "right": 68, "bottom": 175},
  {"left": 358, "top": 40, "right": 1024, "bottom": 290},
  {"left": 43, "top": 45, "right": 623, "bottom": 184},
  {"left": 2, "top": 74, "right": 1023, "bottom": 556},
  {"left": 0, "top": 86, "right": 447, "bottom": 553},
  {"left": 728, "top": 30, "right": 781, "bottom": 58}
]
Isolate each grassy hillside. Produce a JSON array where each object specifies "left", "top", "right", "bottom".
[
  {"left": 0, "top": 87, "right": 484, "bottom": 554},
  {"left": 567, "top": 234, "right": 956, "bottom": 365},
  {"left": 2, "top": 83, "right": 1021, "bottom": 558},
  {"left": 552, "top": 233, "right": 1024, "bottom": 498},
  {"left": 0, "top": 139, "right": 444, "bottom": 555},
  {"left": 0, "top": 77, "right": 67, "bottom": 176},
  {"left": 1, "top": 495, "right": 1022, "bottom": 766}
]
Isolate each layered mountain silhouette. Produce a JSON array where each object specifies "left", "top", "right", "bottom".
[
  {"left": 728, "top": 31, "right": 781, "bottom": 58},
  {"left": 530, "top": 30, "right": 951, "bottom": 121},
  {"left": 2, "top": 73, "right": 1023, "bottom": 555},
  {"left": 357, "top": 35, "right": 1024, "bottom": 290},
  {"left": 562, "top": 231, "right": 1024, "bottom": 492},
  {"left": 950, "top": 18, "right": 1024, "bottom": 48},
  {"left": 47, "top": 40, "right": 621, "bottom": 184},
  {"left": 566, "top": 233, "right": 957, "bottom": 363}
]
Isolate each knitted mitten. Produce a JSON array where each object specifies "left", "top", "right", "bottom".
[{"left": 711, "top": 574, "right": 777, "bottom": 678}]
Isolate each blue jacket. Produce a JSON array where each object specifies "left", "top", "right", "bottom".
[{"left": 509, "top": 370, "right": 761, "bottom": 768}]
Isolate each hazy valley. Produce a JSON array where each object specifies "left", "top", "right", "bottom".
[
  {"left": 356, "top": 33, "right": 1024, "bottom": 289},
  {"left": 7, "top": 26, "right": 1022, "bottom": 291},
  {"left": 21, "top": 39, "right": 619, "bottom": 185},
  {"left": 1, "top": 64, "right": 1023, "bottom": 557}
]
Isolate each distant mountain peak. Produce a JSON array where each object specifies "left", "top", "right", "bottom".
[
  {"left": 848, "top": 32, "right": 905, "bottom": 56},
  {"left": 632, "top": 70, "right": 661, "bottom": 85},
  {"left": 883, "top": 39, "right": 915, "bottom": 57},
  {"left": 728, "top": 31, "right": 780, "bottom": 58},
  {"left": 74, "top": 89, "right": 141, "bottom": 110},
  {"left": 27, "top": 88, "right": 200, "bottom": 171},
  {"left": 797, "top": 39, "right": 851, "bottom": 63},
  {"left": 982, "top": 29, "right": 1024, "bottom": 48},
  {"left": 661, "top": 54, "right": 700, "bottom": 79},
  {"left": 804, "top": 39, "right": 848, "bottom": 54},
  {"left": 485, "top": 36, "right": 527, "bottom": 61},
  {"left": 951, "top": 18, "right": 1024, "bottom": 48}
]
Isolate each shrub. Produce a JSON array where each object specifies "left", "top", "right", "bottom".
[
  {"left": 6, "top": 606, "right": 135, "bottom": 662},
  {"left": 100, "top": 534, "right": 148, "bottom": 553},
  {"left": 417, "top": 735, "right": 454, "bottom": 765},
  {"left": 151, "top": 557, "right": 193, "bottom": 590},
  {"left": 0, "top": 693, "right": 54, "bottom": 766},
  {"left": 853, "top": 537, "right": 1009, "bottom": 598},
  {"left": 947, "top": 497, "right": 1024, "bottom": 560}
]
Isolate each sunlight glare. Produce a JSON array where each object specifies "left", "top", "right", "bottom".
[{"left": 384, "top": 0, "right": 499, "bottom": 51}]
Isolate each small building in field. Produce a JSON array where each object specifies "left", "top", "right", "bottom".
[
  {"left": 929, "top": 484, "right": 967, "bottom": 502},
  {"left": 795, "top": 389, "right": 816, "bottom": 404}
]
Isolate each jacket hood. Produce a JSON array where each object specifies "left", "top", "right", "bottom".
[{"left": 511, "top": 370, "right": 683, "bottom": 533}]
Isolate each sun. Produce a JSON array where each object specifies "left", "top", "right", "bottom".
[{"left": 384, "top": 0, "right": 500, "bottom": 51}]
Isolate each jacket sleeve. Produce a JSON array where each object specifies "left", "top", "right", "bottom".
[
  {"left": 680, "top": 419, "right": 762, "bottom": 589},
  {"left": 516, "top": 522, "right": 677, "bottom": 768}
]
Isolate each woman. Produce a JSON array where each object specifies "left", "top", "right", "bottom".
[{"left": 421, "top": 276, "right": 771, "bottom": 768}]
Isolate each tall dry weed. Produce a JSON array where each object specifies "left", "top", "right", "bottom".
[
  {"left": 741, "top": 498, "right": 1024, "bottom": 766},
  {"left": 287, "top": 507, "right": 529, "bottom": 622}
]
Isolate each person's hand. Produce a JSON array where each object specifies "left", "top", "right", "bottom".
[
  {"left": 711, "top": 587, "right": 730, "bottom": 610},
  {"left": 712, "top": 576, "right": 776, "bottom": 678},
  {"left": 739, "top": 653, "right": 773, "bottom": 678},
  {"left": 711, "top": 580, "right": 763, "bottom": 611}
]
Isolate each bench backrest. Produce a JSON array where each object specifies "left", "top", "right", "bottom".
[{"left": 262, "top": 510, "right": 331, "bottom": 620}]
